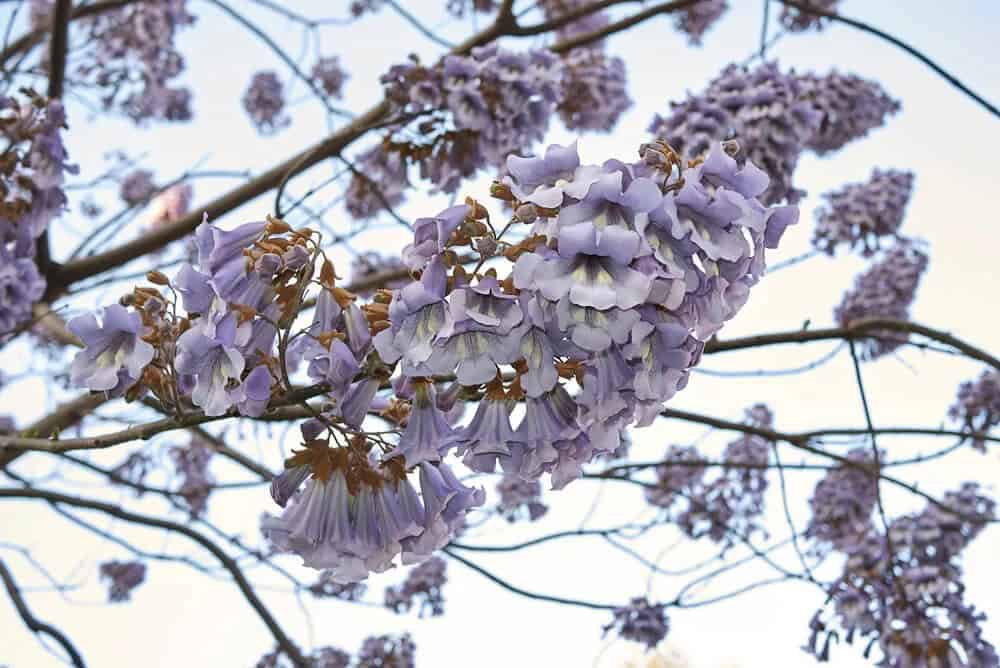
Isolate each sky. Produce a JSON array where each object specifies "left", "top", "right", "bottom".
[{"left": 1, "top": 1, "right": 999, "bottom": 667}]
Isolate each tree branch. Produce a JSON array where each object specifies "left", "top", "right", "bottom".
[
  {"left": 0, "top": 487, "right": 308, "bottom": 667},
  {"left": 0, "top": 557, "right": 87, "bottom": 668}
]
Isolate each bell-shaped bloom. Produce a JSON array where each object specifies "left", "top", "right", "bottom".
[
  {"left": 446, "top": 388, "right": 522, "bottom": 473},
  {"left": 509, "top": 386, "right": 580, "bottom": 479},
  {"left": 387, "top": 380, "right": 454, "bottom": 468},
  {"left": 338, "top": 377, "right": 381, "bottom": 429},
  {"left": 175, "top": 311, "right": 245, "bottom": 416},
  {"left": 375, "top": 256, "right": 448, "bottom": 377},
  {"left": 401, "top": 204, "right": 470, "bottom": 270},
  {"left": 69, "top": 304, "right": 155, "bottom": 392}
]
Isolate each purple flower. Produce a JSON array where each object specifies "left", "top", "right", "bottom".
[
  {"left": 799, "top": 71, "right": 900, "bottom": 155},
  {"left": 236, "top": 365, "right": 273, "bottom": 417},
  {"left": 674, "top": 0, "right": 728, "bottom": 45},
  {"left": 779, "top": 0, "right": 840, "bottom": 32},
  {"left": 604, "top": 597, "right": 670, "bottom": 649},
  {"left": 813, "top": 168, "right": 913, "bottom": 256},
  {"left": 69, "top": 304, "right": 154, "bottom": 392},
  {"left": 558, "top": 51, "right": 631, "bottom": 132},
  {"left": 119, "top": 169, "right": 157, "bottom": 206},
  {"left": 388, "top": 379, "right": 454, "bottom": 468},
  {"left": 243, "top": 71, "right": 288, "bottom": 134},
  {"left": 356, "top": 634, "right": 415, "bottom": 668},
  {"left": 0, "top": 246, "right": 46, "bottom": 336},
  {"left": 805, "top": 447, "right": 878, "bottom": 551},
  {"left": 384, "top": 556, "right": 447, "bottom": 617},
  {"left": 834, "top": 241, "right": 929, "bottom": 359},
  {"left": 645, "top": 445, "right": 708, "bottom": 509},
  {"left": 99, "top": 560, "right": 146, "bottom": 602},
  {"left": 375, "top": 256, "right": 449, "bottom": 377},
  {"left": 949, "top": 370, "right": 1000, "bottom": 452},
  {"left": 308, "top": 572, "right": 367, "bottom": 600},
  {"left": 496, "top": 474, "right": 548, "bottom": 522},
  {"left": 446, "top": 381, "right": 522, "bottom": 473},
  {"left": 345, "top": 145, "right": 410, "bottom": 220},
  {"left": 170, "top": 434, "right": 215, "bottom": 517},
  {"left": 175, "top": 312, "right": 246, "bottom": 416},
  {"left": 311, "top": 56, "right": 348, "bottom": 98},
  {"left": 402, "top": 204, "right": 470, "bottom": 270}
]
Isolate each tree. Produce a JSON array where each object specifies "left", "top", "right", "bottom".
[{"left": 0, "top": 1, "right": 998, "bottom": 666}]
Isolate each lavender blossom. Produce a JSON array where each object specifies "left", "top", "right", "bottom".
[
  {"left": 76, "top": 1, "right": 196, "bottom": 123},
  {"left": 68, "top": 304, "right": 154, "bottom": 393},
  {"left": 119, "top": 169, "right": 157, "bottom": 206},
  {"left": 813, "top": 169, "right": 914, "bottom": 256},
  {"left": 949, "top": 370, "right": 1000, "bottom": 451},
  {"left": 779, "top": 0, "right": 840, "bottom": 32},
  {"left": 170, "top": 434, "right": 215, "bottom": 518},
  {"left": 604, "top": 597, "right": 670, "bottom": 649},
  {"left": 243, "top": 71, "right": 289, "bottom": 134},
  {"left": 383, "top": 556, "right": 447, "bottom": 617},
  {"left": 834, "top": 241, "right": 929, "bottom": 359},
  {"left": 805, "top": 447, "right": 878, "bottom": 551},
  {"left": 311, "top": 56, "right": 349, "bottom": 98},
  {"left": 558, "top": 50, "right": 631, "bottom": 132},
  {"left": 356, "top": 634, "right": 415, "bottom": 668},
  {"left": 496, "top": 474, "right": 548, "bottom": 522},
  {"left": 674, "top": 0, "right": 728, "bottom": 45},
  {"left": 99, "top": 560, "right": 146, "bottom": 602},
  {"left": 806, "top": 484, "right": 997, "bottom": 666},
  {"left": 344, "top": 145, "right": 410, "bottom": 220},
  {"left": 0, "top": 245, "right": 46, "bottom": 336},
  {"left": 799, "top": 71, "right": 900, "bottom": 155},
  {"left": 175, "top": 312, "right": 246, "bottom": 416}
]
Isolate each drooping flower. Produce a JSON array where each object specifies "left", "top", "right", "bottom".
[
  {"left": 175, "top": 311, "right": 246, "bottom": 416},
  {"left": 813, "top": 169, "right": 913, "bottom": 256},
  {"left": 387, "top": 379, "right": 454, "bottom": 468}
]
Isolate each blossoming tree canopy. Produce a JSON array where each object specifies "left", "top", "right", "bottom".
[{"left": 1, "top": 1, "right": 999, "bottom": 667}]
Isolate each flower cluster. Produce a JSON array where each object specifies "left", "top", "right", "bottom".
[
  {"left": 813, "top": 169, "right": 914, "bottom": 256},
  {"left": 949, "top": 370, "right": 1000, "bottom": 452},
  {"left": 99, "top": 560, "right": 147, "bottom": 602},
  {"left": 674, "top": 0, "right": 728, "bottom": 45},
  {"left": 311, "top": 56, "right": 349, "bottom": 99},
  {"left": 375, "top": 141, "right": 794, "bottom": 494},
  {"left": 72, "top": 134, "right": 793, "bottom": 581},
  {"left": 649, "top": 62, "right": 820, "bottom": 204},
  {"left": 779, "top": 0, "right": 840, "bottom": 32},
  {"left": 356, "top": 634, "right": 416, "bottom": 668},
  {"left": 650, "top": 65, "right": 898, "bottom": 205},
  {"left": 170, "top": 434, "right": 215, "bottom": 517},
  {"left": 804, "top": 447, "right": 878, "bottom": 552},
  {"left": 383, "top": 555, "right": 447, "bottom": 616},
  {"left": 496, "top": 473, "right": 548, "bottom": 522},
  {"left": 557, "top": 49, "right": 631, "bottom": 132},
  {"left": 255, "top": 646, "right": 351, "bottom": 668},
  {"left": 344, "top": 145, "right": 410, "bottom": 220},
  {"left": 119, "top": 169, "right": 158, "bottom": 206},
  {"left": 1, "top": 93, "right": 75, "bottom": 335},
  {"left": 805, "top": 484, "right": 997, "bottom": 666},
  {"left": 604, "top": 597, "right": 670, "bottom": 650},
  {"left": 647, "top": 406, "right": 773, "bottom": 543},
  {"left": 797, "top": 71, "right": 900, "bottom": 155},
  {"left": 75, "top": 0, "right": 196, "bottom": 123},
  {"left": 371, "top": 45, "right": 562, "bottom": 195},
  {"left": 834, "top": 241, "right": 929, "bottom": 359},
  {"left": 243, "top": 71, "right": 289, "bottom": 134}
]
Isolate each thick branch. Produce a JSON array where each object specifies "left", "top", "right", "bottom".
[
  {"left": 0, "top": 487, "right": 308, "bottom": 667},
  {"left": 0, "top": 393, "right": 109, "bottom": 469},
  {"left": 0, "top": 557, "right": 87, "bottom": 668}
]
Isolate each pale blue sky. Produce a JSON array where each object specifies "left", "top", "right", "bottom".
[{"left": 2, "top": 1, "right": 999, "bottom": 667}]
